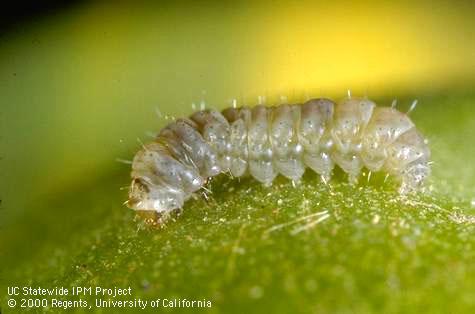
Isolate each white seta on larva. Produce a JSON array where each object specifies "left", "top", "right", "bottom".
[{"left": 127, "top": 97, "right": 430, "bottom": 213}]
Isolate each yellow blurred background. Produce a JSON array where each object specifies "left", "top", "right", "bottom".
[{"left": 1, "top": 0, "right": 475, "bottom": 219}]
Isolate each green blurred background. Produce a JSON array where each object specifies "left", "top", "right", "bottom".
[
  {"left": 2, "top": 0, "right": 475, "bottom": 218},
  {"left": 1, "top": 1, "right": 475, "bottom": 313}
]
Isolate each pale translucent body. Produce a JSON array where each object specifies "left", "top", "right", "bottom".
[{"left": 128, "top": 97, "right": 430, "bottom": 212}]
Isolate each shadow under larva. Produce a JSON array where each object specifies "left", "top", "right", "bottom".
[{"left": 125, "top": 96, "right": 430, "bottom": 216}]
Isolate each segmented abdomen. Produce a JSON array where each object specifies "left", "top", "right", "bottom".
[{"left": 128, "top": 98, "right": 430, "bottom": 213}]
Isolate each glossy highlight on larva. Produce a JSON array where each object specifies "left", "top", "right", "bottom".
[{"left": 127, "top": 97, "right": 430, "bottom": 213}]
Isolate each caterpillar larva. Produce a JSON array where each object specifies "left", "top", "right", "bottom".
[{"left": 126, "top": 97, "right": 430, "bottom": 213}]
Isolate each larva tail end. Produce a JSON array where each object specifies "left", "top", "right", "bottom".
[{"left": 398, "top": 163, "right": 431, "bottom": 194}]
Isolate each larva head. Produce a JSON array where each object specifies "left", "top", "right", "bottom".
[
  {"left": 128, "top": 141, "right": 186, "bottom": 213},
  {"left": 361, "top": 107, "right": 415, "bottom": 171},
  {"left": 332, "top": 98, "right": 376, "bottom": 153},
  {"left": 127, "top": 178, "right": 185, "bottom": 212}
]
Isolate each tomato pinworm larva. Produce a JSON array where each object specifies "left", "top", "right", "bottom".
[{"left": 126, "top": 97, "right": 430, "bottom": 213}]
